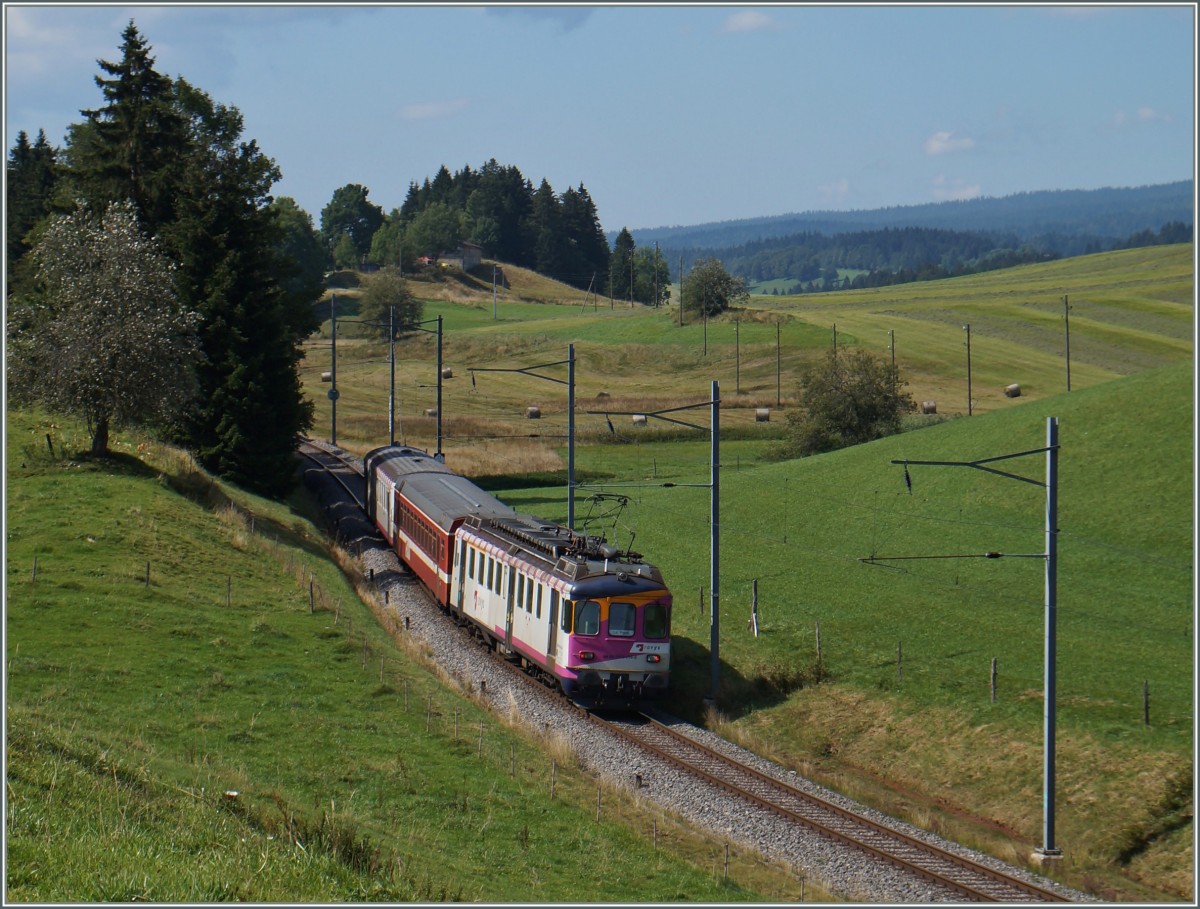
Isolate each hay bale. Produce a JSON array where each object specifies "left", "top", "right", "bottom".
[
  {"left": 441, "top": 367, "right": 453, "bottom": 380},
  {"left": 632, "top": 414, "right": 648, "bottom": 427},
  {"left": 1004, "top": 383, "right": 1021, "bottom": 398},
  {"left": 526, "top": 406, "right": 541, "bottom": 419},
  {"left": 755, "top": 408, "right": 770, "bottom": 422},
  {"left": 424, "top": 408, "right": 438, "bottom": 418},
  {"left": 320, "top": 371, "right": 332, "bottom": 383},
  {"left": 921, "top": 401, "right": 937, "bottom": 415}
]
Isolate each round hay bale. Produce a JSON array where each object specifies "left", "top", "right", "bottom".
[
  {"left": 1004, "top": 383, "right": 1021, "bottom": 398},
  {"left": 526, "top": 406, "right": 541, "bottom": 419},
  {"left": 631, "top": 414, "right": 648, "bottom": 427},
  {"left": 755, "top": 408, "right": 770, "bottom": 422},
  {"left": 424, "top": 408, "right": 438, "bottom": 418},
  {"left": 921, "top": 400, "right": 938, "bottom": 415},
  {"left": 441, "top": 367, "right": 453, "bottom": 380},
  {"left": 595, "top": 391, "right": 611, "bottom": 400},
  {"left": 320, "top": 371, "right": 332, "bottom": 383}
]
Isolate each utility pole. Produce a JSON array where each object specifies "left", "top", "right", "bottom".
[
  {"left": 735, "top": 319, "right": 741, "bottom": 395},
  {"left": 878, "top": 417, "right": 1062, "bottom": 859},
  {"left": 389, "top": 304, "right": 396, "bottom": 444},
  {"left": 776, "top": 321, "right": 782, "bottom": 407},
  {"left": 330, "top": 294, "right": 339, "bottom": 445},
  {"left": 964, "top": 323, "right": 973, "bottom": 416},
  {"left": 1063, "top": 295, "right": 1071, "bottom": 392},
  {"left": 679, "top": 255, "right": 685, "bottom": 327}
]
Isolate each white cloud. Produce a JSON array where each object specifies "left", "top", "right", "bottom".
[
  {"left": 931, "top": 175, "right": 982, "bottom": 202},
  {"left": 817, "top": 178, "right": 851, "bottom": 203},
  {"left": 399, "top": 98, "right": 470, "bottom": 121},
  {"left": 923, "top": 130, "right": 976, "bottom": 156},
  {"left": 723, "top": 10, "right": 778, "bottom": 33},
  {"left": 1113, "top": 106, "right": 1172, "bottom": 127}
]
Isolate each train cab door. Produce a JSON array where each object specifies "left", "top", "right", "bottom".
[
  {"left": 546, "top": 588, "right": 559, "bottom": 664},
  {"left": 452, "top": 539, "right": 467, "bottom": 615},
  {"left": 503, "top": 564, "right": 515, "bottom": 655}
]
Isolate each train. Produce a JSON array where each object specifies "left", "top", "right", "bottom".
[{"left": 363, "top": 444, "right": 672, "bottom": 707}]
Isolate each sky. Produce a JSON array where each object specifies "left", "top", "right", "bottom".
[{"left": 4, "top": 3, "right": 1196, "bottom": 233}]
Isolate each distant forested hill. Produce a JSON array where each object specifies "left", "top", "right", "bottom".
[{"left": 624, "top": 181, "right": 1193, "bottom": 290}]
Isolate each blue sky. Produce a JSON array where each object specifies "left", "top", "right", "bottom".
[{"left": 4, "top": 3, "right": 1196, "bottom": 232}]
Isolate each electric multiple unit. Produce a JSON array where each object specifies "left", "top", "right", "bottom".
[{"left": 364, "top": 445, "right": 672, "bottom": 706}]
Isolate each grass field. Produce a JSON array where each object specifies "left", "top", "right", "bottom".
[
  {"left": 5, "top": 409, "right": 819, "bottom": 902},
  {"left": 6, "top": 243, "right": 1192, "bottom": 901},
  {"left": 297, "top": 245, "right": 1193, "bottom": 901}
]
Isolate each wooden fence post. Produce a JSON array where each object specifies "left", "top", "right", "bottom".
[{"left": 815, "top": 622, "right": 822, "bottom": 663}]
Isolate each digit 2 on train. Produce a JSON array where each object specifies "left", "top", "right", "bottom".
[{"left": 364, "top": 445, "right": 672, "bottom": 707}]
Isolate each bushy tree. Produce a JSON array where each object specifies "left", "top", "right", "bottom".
[
  {"left": 358, "top": 267, "right": 423, "bottom": 339},
  {"left": 9, "top": 201, "right": 201, "bottom": 453},
  {"left": 782, "top": 348, "right": 916, "bottom": 457},
  {"left": 321, "top": 183, "right": 384, "bottom": 264},
  {"left": 681, "top": 257, "right": 748, "bottom": 317}
]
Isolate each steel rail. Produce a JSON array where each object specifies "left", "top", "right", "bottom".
[{"left": 594, "top": 713, "right": 1070, "bottom": 903}]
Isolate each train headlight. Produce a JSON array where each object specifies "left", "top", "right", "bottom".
[{"left": 646, "top": 654, "right": 661, "bottom": 663}]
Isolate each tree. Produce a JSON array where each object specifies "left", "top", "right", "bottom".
[
  {"left": 40, "top": 23, "right": 318, "bottom": 495},
  {"left": 610, "top": 227, "right": 635, "bottom": 301},
  {"left": 405, "top": 202, "right": 464, "bottom": 259},
  {"left": 634, "top": 246, "right": 671, "bottom": 306},
  {"left": 8, "top": 201, "right": 201, "bottom": 454},
  {"left": 320, "top": 183, "right": 384, "bottom": 264},
  {"left": 681, "top": 257, "right": 748, "bottom": 317},
  {"left": 271, "top": 196, "right": 328, "bottom": 311},
  {"left": 782, "top": 347, "right": 916, "bottom": 457},
  {"left": 6, "top": 129, "right": 60, "bottom": 285},
  {"left": 62, "top": 20, "right": 189, "bottom": 233},
  {"left": 358, "top": 268, "right": 423, "bottom": 340}
]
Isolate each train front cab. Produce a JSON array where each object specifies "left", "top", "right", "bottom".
[{"left": 559, "top": 592, "right": 671, "bottom": 707}]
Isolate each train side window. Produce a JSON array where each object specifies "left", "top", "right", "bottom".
[
  {"left": 558, "top": 593, "right": 569, "bottom": 633},
  {"left": 574, "top": 600, "right": 600, "bottom": 636},
  {"left": 526, "top": 581, "right": 534, "bottom": 613},
  {"left": 467, "top": 547, "right": 475, "bottom": 580},
  {"left": 535, "top": 585, "right": 543, "bottom": 619},
  {"left": 517, "top": 574, "right": 526, "bottom": 611},
  {"left": 494, "top": 562, "right": 503, "bottom": 595},
  {"left": 609, "top": 601, "right": 636, "bottom": 637},
  {"left": 644, "top": 603, "right": 669, "bottom": 639},
  {"left": 487, "top": 557, "right": 494, "bottom": 591}
]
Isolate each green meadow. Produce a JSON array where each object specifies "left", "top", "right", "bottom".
[
  {"left": 4, "top": 414, "right": 808, "bottom": 902},
  {"left": 6, "top": 243, "right": 1193, "bottom": 901}
]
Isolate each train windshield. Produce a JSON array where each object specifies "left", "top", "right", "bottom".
[
  {"left": 574, "top": 600, "right": 600, "bottom": 636},
  {"left": 644, "top": 602, "right": 669, "bottom": 639},
  {"left": 609, "top": 602, "right": 636, "bottom": 637}
]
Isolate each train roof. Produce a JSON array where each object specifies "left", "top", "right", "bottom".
[
  {"left": 461, "top": 512, "right": 667, "bottom": 592},
  {"left": 365, "top": 445, "right": 518, "bottom": 532}
]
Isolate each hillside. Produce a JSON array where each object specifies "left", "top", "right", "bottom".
[
  {"left": 3, "top": 411, "right": 793, "bottom": 902},
  {"left": 501, "top": 361, "right": 1194, "bottom": 901},
  {"left": 629, "top": 180, "right": 1194, "bottom": 251}
]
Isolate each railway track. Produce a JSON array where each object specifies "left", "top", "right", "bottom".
[
  {"left": 298, "top": 439, "right": 366, "bottom": 508},
  {"left": 298, "top": 439, "right": 1075, "bottom": 903},
  {"left": 594, "top": 712, "right": 1069, "bottom": 903}
]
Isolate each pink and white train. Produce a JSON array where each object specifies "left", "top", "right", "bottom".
[{"left": 364, "top": 445, "right": 672, "bottom": 707}]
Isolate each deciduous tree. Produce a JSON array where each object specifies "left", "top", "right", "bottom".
[
  {"left": 681, "top": 257, "right": 748, "bottom": 317},
  {"left": 782, "top": 348, "right": 916, "bottom": 457},
  {"left": 9, "top": 201, "right": 201, "bottom": 454}
]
